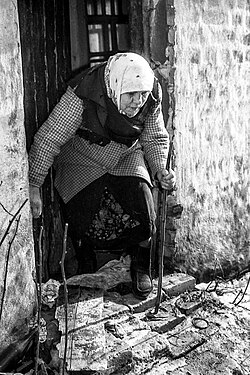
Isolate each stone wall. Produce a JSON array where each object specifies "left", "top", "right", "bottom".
[
  {"left": 0, "top": 0, "right": 36, "bottom": 352},
  {"left": 173, "top": 0, "right": 250, "bottom": 279}
]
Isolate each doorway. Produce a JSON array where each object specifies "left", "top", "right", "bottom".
[{"left": 69, "top": 0, "right": 129, "bottom": 72}]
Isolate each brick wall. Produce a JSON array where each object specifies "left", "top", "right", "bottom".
[
  {"left": 173, "top": 0, "right": 250, "bottom": 280},
  {"left": 0, "top": 0, "right": 36, "bottom": 353}
]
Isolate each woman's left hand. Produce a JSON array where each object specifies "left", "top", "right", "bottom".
[{"left": 156, "top": 169, "right": 176, "bottom": 190}]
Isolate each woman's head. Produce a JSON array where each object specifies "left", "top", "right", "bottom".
[{"left": 105, "top": 52, "right": 154, "bottom": 117}]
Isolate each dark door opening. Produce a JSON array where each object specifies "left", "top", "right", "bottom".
[{"left": 69, "top": 0, "right": 129, "bottom": 72}]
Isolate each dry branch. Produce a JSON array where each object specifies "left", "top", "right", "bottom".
[
  {"left": 35, "top": 226, "right": 43, "bottom": 375},
  {"left": 0, "top": 198, "right": 28, "bottom": 248},
  {"left": 0, "top": 215, "right": 21, "bottom": 321},
  {"left": 60, "top": 223, "right": 69, "bottom": 375}
]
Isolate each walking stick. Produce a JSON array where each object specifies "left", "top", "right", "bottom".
[{"left": 154, "top": 141, "right": 173, "bottom": 314}]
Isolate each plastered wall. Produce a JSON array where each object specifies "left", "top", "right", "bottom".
[
  {"left": 0, "top": 0, "right": 36, "bottom": 351},
  {"left": 173, "top": 0, "right": 250, "bottom": 279}
]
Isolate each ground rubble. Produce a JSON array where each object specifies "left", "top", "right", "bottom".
[{"left": 2, "top": 260, "right": 250, "bottom": 375}]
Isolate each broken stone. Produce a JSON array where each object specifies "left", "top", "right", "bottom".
[
  {"left": 120, "top": 274, "right": 196, "bottom": 314},
  {"left": 146, "top": 301, "right": 186, "bottom": 333},
  {"left": 176, "top": 298, "right": 204, "bottom": 315},
  {"left": 66, "top": 255, "right": 131, "bottom": 290},
  {"left": 121, "top": 288, "right": 167, "bottom": 313},
  {"left": 174, "top": 290, "right": 206, "bottom": 316},
  {"left": 106, "top": 320, "right": 172, "bottom": 374},
  {"left": 157, "top": 273, "right": 196, "bottom": 297},
  {"left": 147, "top": 357, "right": 187, "bottom": 374},
  {"left": 103, "top": 291, "right": 130, "bottom": 319},
  {"left": 55, "top": 288, "right": 106, "bottom": 372}
]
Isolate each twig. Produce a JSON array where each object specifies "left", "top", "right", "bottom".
[
  {"left": 233, "top": 275, "right": 250, "bottom": 306},
  {"left": 0, "top": 202, "right": 14, "bottom": 216},
  {"left": 0, "top": 215, "right": 21, "bottom": 321},
  {"left": 60, "top": 223, "right": 69, "bottom": 375},
  {"left": 35, "top": 226, "right": 43, "bottom": 375},
  {"left": 170, "top": 338, "right": 207, "bottom": 359},
  {"left": 0, "top": 198, "right": 28, "bottom": 247}
]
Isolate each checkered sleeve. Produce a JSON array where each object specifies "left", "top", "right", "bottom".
[
  {"left": 140, "top": 84, "right": 169, "bottom": 177},
  {"left": 29, "top": 86, "right": 83, "bottom": 187}
]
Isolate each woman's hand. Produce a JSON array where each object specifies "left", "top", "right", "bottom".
[
  {"left": 156, "top": 169, "right": 176, "bottom": 190},
  {"left": 29, "top": 185, "right": 42, "bottom": 218}
]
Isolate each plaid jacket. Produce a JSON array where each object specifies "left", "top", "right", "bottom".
[{"left": 29, "top": 74, "right": 169, "bottom": 203}]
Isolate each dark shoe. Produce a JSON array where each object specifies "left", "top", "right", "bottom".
[{"left": 130, "top": 246, "right": 153, "bottom": 299}]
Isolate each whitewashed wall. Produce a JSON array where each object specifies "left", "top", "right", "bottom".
[
  {"left": 173, "top": 0, "right": 250, "bottom": 279},
  {"left": 0, "top": 0, "right": 36, "bottom": 352}
]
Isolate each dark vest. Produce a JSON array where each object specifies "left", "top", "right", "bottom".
[{"left": 68, "top": 64, "right": 158, "bottom": 147}]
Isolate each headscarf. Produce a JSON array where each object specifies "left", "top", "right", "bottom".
[{"left": 105, "top": 52, "right": 155, "bottom": 112}]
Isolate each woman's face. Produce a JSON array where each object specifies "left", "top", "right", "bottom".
[{"left": 120, "top": 91, "right": 150, "bottom": 117}]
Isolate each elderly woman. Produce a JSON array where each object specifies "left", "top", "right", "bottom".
[{"left": 29, "top": 52, "right": 174, "bottom": 299}]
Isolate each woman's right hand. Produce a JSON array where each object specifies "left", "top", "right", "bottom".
[{"left": 29, "top": 185, "right": 42, "bottom": 218}]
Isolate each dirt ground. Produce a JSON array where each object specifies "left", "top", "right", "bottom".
[
  {"left": 3, "top": 269, "right": 249, "bottom": 375},
  {"left": 138, "top": 273, "right": 250, "bottom": 375}
]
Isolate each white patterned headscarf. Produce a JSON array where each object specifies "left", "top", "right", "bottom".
[{"left": 105, "top": 52, "right": 154, "bottom": 112}]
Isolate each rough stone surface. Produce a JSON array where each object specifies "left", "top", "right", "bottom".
[
  {"left": 158, "top": 273, "right": 196, "bottom": 296},
  {"left": 54, "top": 273, "right": 195, "bottom": 372},
  {"left": 121, "top": 289, "right": 166, "bottom": 314},
  {"left": 103, "top": 291, "right": 131, "bottom": 319},
  {"left": 146, "top": 301, "right": 186, "bottom": 333},
  {"left": 173, "top": 0, "right": 250, "bottom": 279},
  {"left": 41, "top": 273, "right": 250, "bottom": 374},
  {"left": 0, "top": 0, "right": 36, "bottom": 353},
  {"left": 56, "top": 288, "right": 107, "bottom": 372},
  {"left": 67, "top": 255, "right": 132, "bottom": 290}
]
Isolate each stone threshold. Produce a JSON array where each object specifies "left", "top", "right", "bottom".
[{"left": 55, "top": 273, "right": 196, "bottom": 372}]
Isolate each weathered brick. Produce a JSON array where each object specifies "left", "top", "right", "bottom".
[
  {"left": 166, "top": 8, "right": 175, "bottom": 26},
  {"left": 165, "top": 230, "right": 177, "bottom": 245},
  {"left": 176, "top": 299, "right": 204, "bottom": 315},
  {"left": 121, "top": 289, "right": 167, "bottom": 313},
  {"left": 168, "top": 27, "right": 175, "bottom": 45},
  {"left": 158, "top": 274, "right": 196, "bottom": 296},
  {"left": 165, "top": 45, "right": 175, "bottom": 64}
]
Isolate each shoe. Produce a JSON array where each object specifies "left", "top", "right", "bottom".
[{"left": 130, "top": 246, "right": 153, "bottom": 299}]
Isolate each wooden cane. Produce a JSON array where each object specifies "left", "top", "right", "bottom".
[{"left": 154, "top": 141, "right": 173, "bottom": 314}]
